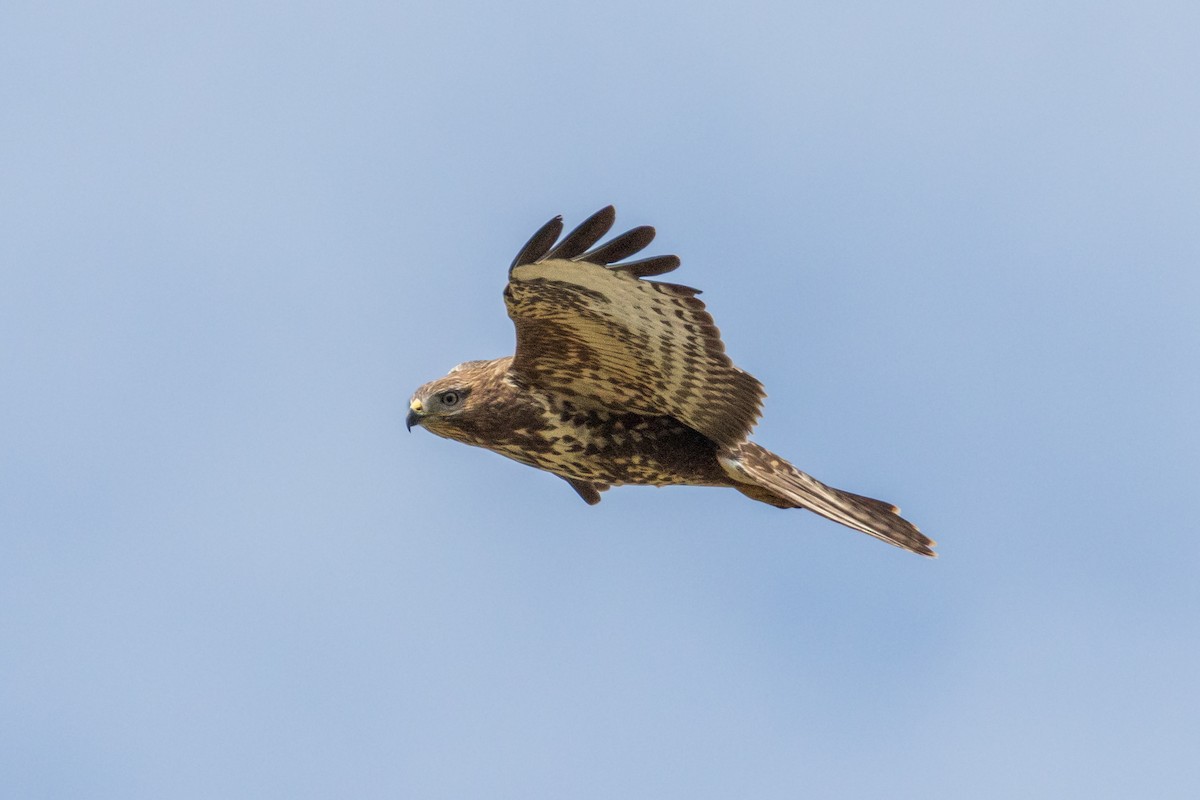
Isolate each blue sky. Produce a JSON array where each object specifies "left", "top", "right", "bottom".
[{"left": 3, "top": 1, "right": 1198, "bottom": 797}]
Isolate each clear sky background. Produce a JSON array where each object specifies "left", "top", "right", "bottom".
[{"left": 3, "top": 2, "right": 1198, "bottom": 797}]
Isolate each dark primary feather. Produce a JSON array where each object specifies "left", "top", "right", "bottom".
[
  {"left": 609, "top": 255, "right": 682, "bottom": 278},
  {"left": 545, "top": 206, "right": 616, "bottom": 261},
  {"left": 510, "top": 215, "right": 564, "bottom": 270},
  {"left": 510, "top": 204, "right": 679, "bottom": 277},
  {"left": 577, "top": 225, "right": 657, "bottom": 265}
]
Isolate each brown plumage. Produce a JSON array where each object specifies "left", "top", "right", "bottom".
[{"left": 407, "top": 206, "right": 936, "bottom": 557}]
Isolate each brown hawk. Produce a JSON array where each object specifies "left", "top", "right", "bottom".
[{"left": 406, "top": 206, "right": 936, "bottom": 557}]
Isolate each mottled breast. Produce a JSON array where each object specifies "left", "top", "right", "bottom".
[{"left": 489, "top": 396, "right": 729, "bottom": 487}]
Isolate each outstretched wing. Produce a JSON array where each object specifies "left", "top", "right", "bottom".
[{"left": 503, "top": 206, "right": 765, "bottom": 448}]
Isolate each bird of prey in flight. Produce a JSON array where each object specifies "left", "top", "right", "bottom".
[{"left": 406, "top": 206, "right": 935, "bottom": 556}]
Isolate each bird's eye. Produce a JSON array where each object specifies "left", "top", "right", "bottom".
[{"left": 441, "top": 391, "right": 459, "bottom": 407}]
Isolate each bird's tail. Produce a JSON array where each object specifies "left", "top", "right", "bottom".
[{"left": 719, "top": 442, "right": 936, "bottom": 557}]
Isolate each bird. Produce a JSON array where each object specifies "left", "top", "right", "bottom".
[{"left": 406, "top": 206, "right": 936, "bottom": 557}]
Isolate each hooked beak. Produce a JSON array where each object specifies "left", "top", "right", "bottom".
[{"left": 406, "top": 399, "right": 423, "bottom": 432}]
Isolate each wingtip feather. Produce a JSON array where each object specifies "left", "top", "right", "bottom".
[{"left": 510, "top": 214, "right": 564, "bottom": 270}]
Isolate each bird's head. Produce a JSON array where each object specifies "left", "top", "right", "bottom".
[{"left": 406, "top": 359, "right": 506, "bottom": 439}]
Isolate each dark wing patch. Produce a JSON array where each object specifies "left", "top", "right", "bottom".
[
  {"left": 504, "top": 208, "right": 765, "bottom": 448},
  {"left": 545, "top": 206, "right": 615, "bottom": 261},
  {"left": 577, "top": 225, "right": 657, "bottom": 265},
  {"left": 609, "top": 255, "right": 682, "bottom": 279},
  {"left": 510, "top": 206, "right": 674, "bottom": 273},
  {"left": 509, "top": 215, "right": 564, "bottom": 271}
]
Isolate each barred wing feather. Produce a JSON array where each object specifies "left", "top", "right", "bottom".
[{"left": 504, "top": 208, "right": 764, "bottom": 448}]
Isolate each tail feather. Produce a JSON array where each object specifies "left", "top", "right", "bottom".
[{"left": 720, "top": 442, "right": 936, "bottom": 557}]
